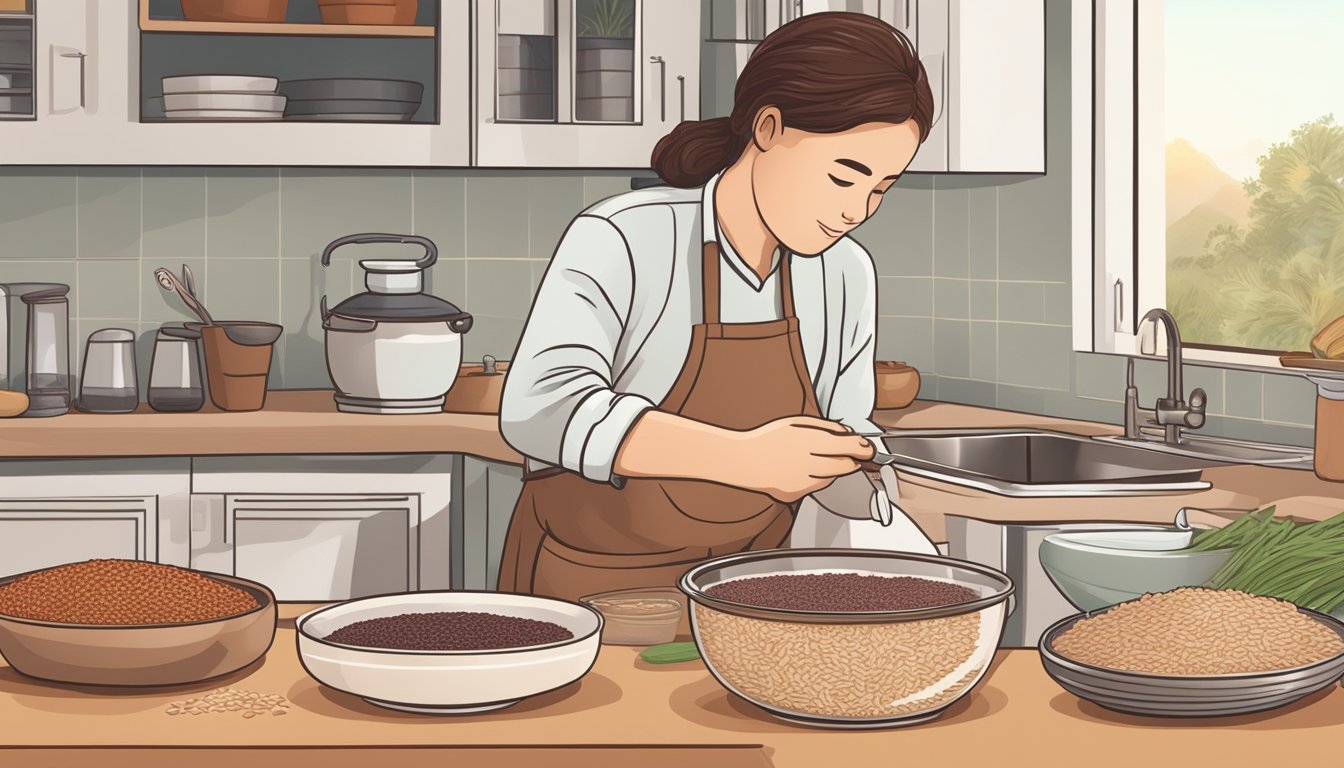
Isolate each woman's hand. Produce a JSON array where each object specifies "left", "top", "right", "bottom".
[{"left": 731, "top": 416, "right": 876, "bottom": 503}]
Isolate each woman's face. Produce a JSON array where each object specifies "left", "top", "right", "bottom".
[{"left": 751, "top": 114, "right": 922, "bottom": 256}]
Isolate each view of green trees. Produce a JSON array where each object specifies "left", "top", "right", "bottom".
[{"left": 1168, "top": 116, "right": 1344, "bottom": 352}]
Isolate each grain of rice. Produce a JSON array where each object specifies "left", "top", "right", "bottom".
[
  {"left": 165, "top": 688, "right": 290, "bottom": 719},
  {"left": 1053, "top": 588, "right": 1344, "bottom": 675}
]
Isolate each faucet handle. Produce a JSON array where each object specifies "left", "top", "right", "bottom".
[{"left": 1184, "top": 387, "right": 1207, "bottom": 429}]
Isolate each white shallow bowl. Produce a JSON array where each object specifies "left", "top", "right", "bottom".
[
  {"left": 164, "top": 92, "right": 286, "bottom": 112},
  {"left": 162, "top": 75, "right": 278, "bottom": 94},
  {"left": 1039, "top": 529, "right": 1232, "bottom": 612},
  {"left": 164, "top": 109, "right": 284, "bottom": 121},
  {"left": 296, "top": 591, "right": 603, "bottom": 714}
]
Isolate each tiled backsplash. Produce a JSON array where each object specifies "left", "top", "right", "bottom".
[
  {"left": 0, "top": 167, "right": 631, "bottom": 392},
  {"left": 0, "top": 0, "right": 1316, "bottom": 445}
]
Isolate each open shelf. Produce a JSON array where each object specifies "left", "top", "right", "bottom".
[{"left": 139, "top": 18, "right": 435, "bottom": 37}]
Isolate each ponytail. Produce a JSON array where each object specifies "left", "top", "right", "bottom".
[{"left": 650, "top": 117, "right": 746, "bottom": 188}]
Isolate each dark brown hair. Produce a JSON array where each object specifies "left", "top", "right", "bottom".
[{"left": 652, "top": 12, "right": 934, "bottom": 188}]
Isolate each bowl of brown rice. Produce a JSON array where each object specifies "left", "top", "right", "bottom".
[
  {"left": 1040, "top": 587, "right": 1344, "bottom": 717},
  {"left": 0, "top": 559, "right": 276, "bottom": 687},
  {"left": 679, "top": 548, "right": 1014, "bottom": 729}
]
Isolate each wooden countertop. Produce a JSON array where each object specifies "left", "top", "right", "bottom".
[
  {"left": 1, "top": 612, "right": 1338, "bottom": 767},
  {"left": 0, "top": 390, "right": 522, "bottom": 464}
]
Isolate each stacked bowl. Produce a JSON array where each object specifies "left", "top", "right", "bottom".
[
  {"left": 162, "top": 75, "right": 286, "bottom": 121},
  {"left": 278, "top": 78, "right": 423, "bottom": 122}
]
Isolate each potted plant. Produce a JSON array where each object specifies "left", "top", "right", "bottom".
[{"left": 575, "top": 0, "right": 635, "bottom": 122}]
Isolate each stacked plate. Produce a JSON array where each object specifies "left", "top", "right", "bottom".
[
  {"left": 162, "top": 75, "right": 286, "bottom": 121},
  {"left": 278, "top": 78, "right": 423, "bottom": 122}
]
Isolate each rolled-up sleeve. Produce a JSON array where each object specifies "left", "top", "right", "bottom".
[
  {"left": 500, "top": 215, "right": 655, "bottom": 484},
  {"left": 826, "top": 243, "right": 882, "bottom": 435}
]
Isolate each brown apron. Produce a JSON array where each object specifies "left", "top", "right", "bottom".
[{"left": 497, "top": 242, "right": 822, "bottom": 601}]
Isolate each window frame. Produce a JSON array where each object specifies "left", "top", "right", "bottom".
[{"left": 1072, "top": 0, "right": 1311, "bottom": 373}]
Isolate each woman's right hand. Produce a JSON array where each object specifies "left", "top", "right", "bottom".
[{"left": 731, "top": 416, "right": 876, "bottom": 503}]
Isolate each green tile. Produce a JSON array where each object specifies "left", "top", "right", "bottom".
[
  {"left": 528, "top": 260, "right": 546, "bottom": 302},
  {"left": 933, "top": 319, "right": 970, "bottom": 379},
  {"left": 1130, "top": 356, "right": 1169, "bottom": 401},
  {"left": 1043, "top": 282, "right": 1072, "bottom": 326},
  {"left": 412, "top": 171, "right": 466, "bottom": 260},
  {"left": 967, "top": 186, "right": 997, "bottom": 279},
  {"left": 932, "top": 184, "right": 969, "bottom": 277},
  {"left": 1262, "top": 373, "right": 1316, "bottom": 426},
  {"left": 858, "top": 179, "right": 933, "bottom": 277},
  {"left": 1050, "top": 394, "right": 1122, "bottom": 425},
  {"left": 0, "top": 259, "right": 77, "bottom": 296},
  {"left": 969, "top": 321, "right": 997, "bottom": 381},
  {"left": 996, "top": 174, "right": 1071, "bottom": 282},
  {"left": 997, "top": 384, "right": 1047, "bottom": 414},
  {"left": 878, "top": 276, "right": 932, "bottom": 317},
  {"left": 997, "top": 282, "right": 1041, "bottom": 323},
  {"left": 937, "top": 377, "right": 995, "bottom": 407},
  {"left": 583, "top": 175, "right": 633, "bottom": 207},
  {"left": 280, "top": 169, "right": 414, "bottom": 263},
  {"left": 77, "top": 168, "right": 141, "bottom": 260},
  {"left": 277, "top": 257, "right": 327, "bottom": 389},
  {"left": 133, "top": 322, "right": 158, "bottom": 400},
  {"left": 877, "top": 316, "right": 934, "bottom": 372},
  {"left": 1224, "top": 369, "right": 1263, "bottom": 420},
  {"left": 466, "top": 177, "right": 530, "bottom": 259},
  {"left": 968, "top": 281, "right": 996, "bottom": 320},
  {"left": 464, "top": 315, "right": 525, "bottom": 361},
  {"left": 0, "top": 169, "right": 77, "bottom": 260},
  {"left": 426, "top": 258, "right": 468, "bottom": 311},
  {"left": 1074, "top": 352, "right": 1126, "bottom": 401},
  {"left": 468, "top": 259, "right": 534, "bottom": 321},
  {"left": 206, "top": 169, "right": 279, "bottom": 259},
  {"left": 933, "top": 278, "right": 968, "bottom": 319},
  {"left": 143, "top": 168, "right": 205, "bottom": 265},
  {"left": 997, "top": 323, "right": 1072, "bottom": 390},
  {"left": 529, "top": 176, "right": 585, "bottom": 261},
  {"left": 1203, "top": 415, "right": 1313, "bottom": 449},
  {"left": 76, "top": 260, "right": 140, "bottom": 320},
  {"left": 203, "top": 259, "right": 279, "bottom": 324}
]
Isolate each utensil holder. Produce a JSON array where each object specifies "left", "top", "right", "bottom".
[{"left": 200, "top": 324, "right": 278, "bottom": 412}]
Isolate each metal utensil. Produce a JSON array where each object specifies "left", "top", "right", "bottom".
[
  {"left": 1174, "top": 507, "right": 1192, "bottom": 531},
  {"left": 181, "top": 263, "right": 197, "bottom": 298},
  {"left": 154, "top": 267, "right": 214, "bottom": 326}
]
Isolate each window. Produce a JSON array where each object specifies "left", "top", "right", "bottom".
[{"left": 1075, "top": 0, "right": 1344, "bottom": 370}]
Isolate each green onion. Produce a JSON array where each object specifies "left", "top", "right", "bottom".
[
  {"left": 1197, "top": 505, "right": 1344, "bottom": 612},
  {"left": 639, "top": 641, "right": 700, "bottom": 664}
]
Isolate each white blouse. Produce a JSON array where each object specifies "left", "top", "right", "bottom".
[{"left": 500, "top": 171, "right": 882, "bottom": 485}]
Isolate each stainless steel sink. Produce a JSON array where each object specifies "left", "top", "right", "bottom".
[
  {"left": 878, "top": 429, "right": 1218, "bottom": 497},
  {"left": 1095, "top": 433, "right": 1314, "bottom": 468}
]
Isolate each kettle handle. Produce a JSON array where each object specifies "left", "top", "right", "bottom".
[{"left": 320, "top": 233, "right": 437, "bottom": 270}]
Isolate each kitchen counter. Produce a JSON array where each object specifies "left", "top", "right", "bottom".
[
  {"left": 0, "top": 390, "right": 521, "bottom": 464},
  {"left": 1, "top": 609, "right": 1338, "bottom": 767}
]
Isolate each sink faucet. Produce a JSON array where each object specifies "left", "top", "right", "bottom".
[{"left": 1124, "top": 308, "right": 1207, "bottom": 445}]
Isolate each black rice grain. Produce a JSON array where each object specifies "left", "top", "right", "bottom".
[
  {"left": 705, "top": 573, "right": 978, "bottom": 612},
  {"left": 324, "top": 611, "right": 573, "bottom": 651}
]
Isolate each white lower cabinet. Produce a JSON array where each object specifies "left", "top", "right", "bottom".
[
  {"left": 190, "top": 455, "right": 453, "bottom": 602},
  {"left": 0, "top": 459, "right": 191, "bottom": 576}
]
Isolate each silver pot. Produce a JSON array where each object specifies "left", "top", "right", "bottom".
[{"left": 320, "top": 234, "right": 472, "bottom": 415}]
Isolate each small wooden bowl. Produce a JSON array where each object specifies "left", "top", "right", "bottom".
[
  {"left": 442, "top": 360, "right": 510, "bottom": 414},
  {"left": 875, "top": 361, "right": 920, "bottom": 409}
]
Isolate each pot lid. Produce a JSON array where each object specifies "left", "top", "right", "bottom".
[{"left": 327, "top": 290, "right": 469, "bottom": 322}]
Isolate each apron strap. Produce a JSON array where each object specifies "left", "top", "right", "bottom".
[
  {"left": 779, "top": 249, "right": 796, "bottom": 319},
  {"left": 701, "top": 242, "right": 721, "bottom": 325}
]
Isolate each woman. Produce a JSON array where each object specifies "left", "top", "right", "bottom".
[{"left": 498, "top": 12, "right": 937, "bottom": 600}]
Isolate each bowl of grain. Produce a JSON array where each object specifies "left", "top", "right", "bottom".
[
  {"left": 680, "top": 548, "right": 1014, "bottom": 729},
  {"left": 0, "top": 559, "right": 276, "bottom": 687},
  {"left": 1040, "top": 587, "right": 1344, "bottom": 717},
  {"left": 296, "top": 591, "right": 602, "bottom": 714}
]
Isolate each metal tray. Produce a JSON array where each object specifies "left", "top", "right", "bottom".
[{"left": 1040, "top": 608, "right": 1344, "bottom": 717}]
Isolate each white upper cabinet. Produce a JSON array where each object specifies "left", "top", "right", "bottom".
[
  {"left": 0, "top": 0, "right": 470, "bottom": 166},
  {"left": 474, "top": 0, "right": 700, "bottom": 168},
  {"left": 709, "top": 0, "right": 1045, "bottom": 174}
]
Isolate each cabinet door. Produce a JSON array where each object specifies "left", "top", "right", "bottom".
[
  {"left": 206, "top": 494, "right": 420, "bottom": 602},
  {"left": 455, "top": 457, "right": 524, "bottom": 590},
  {"left": 0, "top": 1, "right": 137, "bottom": 163},
  {"left": 474, "top": 0, "right": 700, "bottom": 168},
  {"left": 0, "top": 497, "right": 154, "bottom": 577}
]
